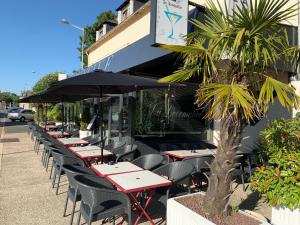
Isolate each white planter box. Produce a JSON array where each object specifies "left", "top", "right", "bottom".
[
  {"left": 272, "top": 207, "right": 300, "bottom": 225},
  {"left": 79, "top": 130, "right": 92, "bottom": 139},
  {"left": 167, "top": 193, "right": 270, "bottom": 225}
]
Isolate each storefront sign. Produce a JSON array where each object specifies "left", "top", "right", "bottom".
[{"left": 152, "top": 0, "right": 188, "bottom": 46}]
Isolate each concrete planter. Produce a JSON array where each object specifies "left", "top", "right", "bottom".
[
  {"left": 272, "top": 207, "right": 300, "bottom": 225},
  {"left": 167, "top": 193, "right": 270, "bottom": 225},
  {"left": 79, "top": 130, "right": 92, "bottom": 139}
]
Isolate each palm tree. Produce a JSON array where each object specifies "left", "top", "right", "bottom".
[{"left": 160, "top": 0, "right": 299, "bottom": 216}]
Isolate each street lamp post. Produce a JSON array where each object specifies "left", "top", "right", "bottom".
[{"left": 60, "top": 19, "right": 85, "bottom": 70}]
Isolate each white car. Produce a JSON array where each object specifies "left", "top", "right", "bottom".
[{"left": 8, "top": 109, "right": 35, "bottom": 122}]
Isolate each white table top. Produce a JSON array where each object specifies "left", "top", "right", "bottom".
[
  {"left": 74, "top": 149, "right": 113, "bottom": 159},
  {"left": 57, "top": 138, "right": 88, "bottom": 145},
  {"left": 106, "top": 170, "right": 172, "bottom": 193},
  {"left": 163, "top": 149, "right": 216, "bottom": 159},
  {"left": 47, "top": 131, "right": 69, "bottom": 136},
  {"left": 91, "top": 162, "right": 143, "bottom": 177},
  {"left": 69, "top": 145, "right": 102, "bottom": 152}
]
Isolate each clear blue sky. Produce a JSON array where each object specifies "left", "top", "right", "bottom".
[{"left": 0, "top": 0, "right": 123, "bottom": 95}]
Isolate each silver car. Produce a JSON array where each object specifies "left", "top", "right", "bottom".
[{"left": 8, "top": 109, "right": 35, "bottom": 122}]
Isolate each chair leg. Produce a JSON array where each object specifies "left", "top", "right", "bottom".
[
  {"left": 56, "top": 172, "right": 61, "bottom": 195},
  {"left": 37, "top": 142, "right": 41, "bottom": 154},
  {"left": 34, "top": 139, "right": 38, "bottom": 152},
  {"left": 52, "top": 169, "right": 57, "bottom": 188},
  {"left": 46, "top": 155, "right": 50, "bottom": 171},
  {"left": 241, "top": 174, "right": 245, "bottom": 191},
  {"left": 248, "top": 164, "right": 252, "bottom": 177},
  {"left": 76, "top": 211, "right": 81, "bottom": 225},
  {"left": 127, "top": 211, "right": 132, "bottom": 225},
  {"left": 41, "top": 147, "right": 45, "bottom": 163},
  {"left": 49, "top": 160, "right": 54, "bottom": 179},
  {"left": 63, "top": 193, "right": 69, "bottom": 217},
  {"left": 70, "top": 200, "right": 77, "bottom": 225}
]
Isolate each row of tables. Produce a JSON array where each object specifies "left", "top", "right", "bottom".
[{"left": 44, "top": 126, "right": 216, "bottom": 225}]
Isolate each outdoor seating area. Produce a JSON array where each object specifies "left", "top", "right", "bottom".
[
  {"left": 20, "top": 121, "right": 261, "bottom": 225},
  {"left": 3, "top": 0, "right": 300, "bottom": 224}
]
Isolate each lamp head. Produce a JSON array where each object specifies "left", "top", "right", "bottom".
[{"left": 60, "top": 19, "right": 70, "bottom": 24}]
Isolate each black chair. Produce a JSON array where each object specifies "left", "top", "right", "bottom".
[
  {"left": 183, "top": 155, "right": 214, "bottom": 189},
  {"left": 62, "top": 165, "right": 96, "bottom": 225},
  {"left": 74, "top": 174, "right": 132, "bottom": 225},
  {"left": 113, "top": 144, "right": 138, "bottom": 162},
  {"left": 89, "top": 135, "right": 107, "bottom": 146},
  {"left": 234, "top": 154, "right": 247, "bottom": 191},
  {"left": 51, "top": 150, "right": 85, "bottom": 195},
  {"left": 70, "top": 129, "right": 79, "bottom": 138},
  {"left": 240, "top": 151, "right": 260, "bottom": 177},
  {"left": 153, "top": 161, "right": 194, "bottom": 209},
  {"left": 131, "top": 154, "right": 164, "bottom": 170}
]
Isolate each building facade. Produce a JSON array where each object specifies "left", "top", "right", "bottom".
[{"left": 80, "top": 0, "right": 299, "bottom": 151}]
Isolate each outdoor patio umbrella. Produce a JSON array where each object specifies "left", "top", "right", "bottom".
[
  {"left": 19, "top": 91, "right": 95, "bottom": 103},
  {"left": 19, "top": 91, "right": 97, "bottom": 133},
  {"left": 46, "top": 69, "right": 183, "bottom": 163}
]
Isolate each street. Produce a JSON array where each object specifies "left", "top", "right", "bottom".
[{"left": 0, "top": 110, "right": 28, "bottom": 134}]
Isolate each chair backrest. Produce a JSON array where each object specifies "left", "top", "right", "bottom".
[
  {"left": 62, "top": 165, "right": 95, "bottom": 189},
  {"left": 183, "top": 155, "right": 214, "bottom": 172},
  {"left": 89, "top": 135, "right": 107, "bottom": 146},
  {"left": 153, "top": 161, "right": 194, "bottom": 183},
  {"left": 113, "top": 140, "right": 126, "bottom": 148},
  {"left": 74, "top": 174, "right": 115, "bottom": 208},
  {"left": 51, "top": 149, "right": 84, "bottom": 167},
  {"left": 132, "top": 154, "right": 164, "bottom": 170}
]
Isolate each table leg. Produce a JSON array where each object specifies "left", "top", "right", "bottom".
[{"left": 128, "top": 189, "right": 155, "bottom": 225}]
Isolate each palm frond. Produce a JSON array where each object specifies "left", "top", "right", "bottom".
[
  {"left": 258, "top": 76, "right": 299, "bottom": 111},
  {"left": 196, "top": 81, "right": 256, "bottom": 120},
  {"left": 160, "top": 43, "right": 216, "bottom": 82}
]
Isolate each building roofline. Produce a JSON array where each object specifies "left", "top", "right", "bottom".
[
  {"left": 103, "top": 19, "right": 118, "bottom": 26},
  {"left": 86, "top": 1, "right": 151, "bottom": 54},
  {"left": 116, "top": 0, "right": 130, "bottom": 11}
]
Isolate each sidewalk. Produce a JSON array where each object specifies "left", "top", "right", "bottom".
[
  {"left": 0, "top": 121, "right": 165, "bottom": 225},
  {"left": 0, "top": 121, "right": 71, "bottom": 225}
]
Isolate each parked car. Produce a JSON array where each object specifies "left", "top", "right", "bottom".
[
  {"left": 7, "top": 109, "right": 35, "bottom": 122},
  {"left": 7, "top": 107, "right": 23, "bottom": 113}
]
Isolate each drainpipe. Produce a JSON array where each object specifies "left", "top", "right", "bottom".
[{"left": 290, "top": 1, "right": 300, "bottom": 117}]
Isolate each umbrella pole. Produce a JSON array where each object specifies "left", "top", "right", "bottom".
[
  {"left": 99, "top": 86, "right": 104, "bottom": 164},
  {"left": 61, "top": 97, "right": 64, "bottom": 136},
  {"left": 44, "top": 103, "right": 47, "bottom": 130}
]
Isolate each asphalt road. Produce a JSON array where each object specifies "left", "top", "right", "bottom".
[{"left": 0, "top": 111, "right": 28, "bottom": 134}]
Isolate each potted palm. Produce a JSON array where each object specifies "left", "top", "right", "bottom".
[
  {"left": 160, "top": 0, "right": 299, "bottom": 224},
  {"left": 251, "top": 117, "right": 300, "bottom": 225},
  {"left": 79, "top": 106, "right": 92, "bottom": 139}
]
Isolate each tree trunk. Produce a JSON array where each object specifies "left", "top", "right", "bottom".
[{"left": 204, "top": 115, "right": 244, "bottom": 216}]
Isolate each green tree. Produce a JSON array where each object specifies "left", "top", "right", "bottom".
[
  {"left": 0, "top": 92, "right": 19, "bottom": 105},
  {"left": 160, "top": 0, "right": 299, "bottom": 216},
  {"left": 32, "top": 72, "right": 59, "bottom": 94},
  {"left": 79, "top": 11, "right": 116, "bottom": 67},
  {"left": 31, "top": 72, "right": 60, "bottom": 122}
]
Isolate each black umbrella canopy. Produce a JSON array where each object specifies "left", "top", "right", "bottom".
[
  {"left": 19, "top": 91, "right": 96, "bottom": 103},
  {"left": 47, "top": 70, "right": 183, "bottom": 95},
  {"left": 44, "top": 69, "right": 184, "bottom": 164}
]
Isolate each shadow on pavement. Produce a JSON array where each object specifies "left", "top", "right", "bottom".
[{"left": 0, "top": 121, "right": 27, "bottom": 127}]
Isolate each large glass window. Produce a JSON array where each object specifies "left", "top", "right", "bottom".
[{"left": 135, "top": 86, "right": 208, "bottom": 139}]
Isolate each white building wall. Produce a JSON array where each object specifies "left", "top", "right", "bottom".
[{"left": 240, "top": 99, "right": 292, "bottom": 152}]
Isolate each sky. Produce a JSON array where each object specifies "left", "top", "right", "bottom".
[{"left": 0, "top": 0, "right": 123, "bottom": 95}]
